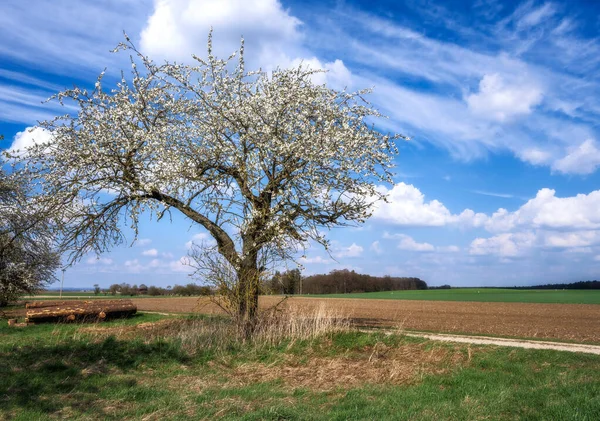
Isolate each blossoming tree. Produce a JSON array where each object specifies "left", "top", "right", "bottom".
[
  {"left": 10, "top": 35, "right": 401, "bottom": 335},
  {"left": 0, "top": 158, "right": 60, "bottom": 306}
]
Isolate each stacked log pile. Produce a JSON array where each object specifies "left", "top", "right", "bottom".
[{"left": 25, "top": 299, "right": 137, "bottom": 323}]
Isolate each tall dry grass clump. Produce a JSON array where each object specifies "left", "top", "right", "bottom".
[
  {"left": 252, "top": 303, "right": 351, "bottom": 346},
  {"left": 168, "top": 303, "right": 350, "bottom": 353}
]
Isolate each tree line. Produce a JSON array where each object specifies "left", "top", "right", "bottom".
[
  {"left": 102, "top": 283, "right": 212, "bottom": 297},
  {"left": 90, "top": 269, "right": 428, "bottom": 298},
  {"left": 265, "top": 269, "right": 427, "bottom": 295},
  {"left": 510, "top": 280, "right": 600, "bottom": 290}
]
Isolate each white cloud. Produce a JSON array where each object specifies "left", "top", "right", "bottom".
[
  {"left": 486, "top": 188, "right": 600, "bottom": 232},
  {"left": 370, "top": 241, "right": 382, "bottom": 254},
  {"left": 439, "top": 245, "right": 460, "bottom": 253},
  {"left": 542, "top": 231, "right": 600, "bottom": 249},
  {"left": 466, "top": 73, "right": 543, "bottom": 121},
  {"left": 552, "top": 139, "right": 600, "bottom": 175},
  {"left": 519, "top": 148, "right": 552, "bottom": 165},
  {"left": 395, "top": 234, "right": 435, "bottom": 252},
  {"left": 140, "top": 0, "right": 302, "bottom": 69},
  {"left": 469, "top": 232, "right": 536, "bottom": 257},
  {"left": 149, "top": 259, "right": 162, "bottom": 268},
  {"left": 515, "top": 2, "right": 557, "bottom": 29},
  {"left": 373, "top": 182, "right": 487, "bottom": 227},
  {"left": 137, "top": 238, "right": 152, "bottom": 246},
  {"left": 298, "top": 255, "right": 333, "bottom": 264},
  {"left": 124, "top": 259, "right": 144, "bottom": 273},
  {"left": 333, "top": 243, "right": 364, "bottom": 258},
  {"left": 185, "top": 232, "right": 215, "bottom": 249},
  {"left": 10, "top": 127, "right": 53, "bottom": 155},
  {"left": 169, "top": 256, "right": 193, "bottom": 273},
  {"left": 373, "top": 183, "right": 455, "bottom": 226},
  {"left": 142, "top": 248, "right": 159, "bottom": 257},
  {"left": 384, "top": 233, "right": 457, "bottom": 253}
]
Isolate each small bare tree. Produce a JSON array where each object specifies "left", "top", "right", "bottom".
[{"left": 8, "top": 33, "right": 402, "bottom": 335}]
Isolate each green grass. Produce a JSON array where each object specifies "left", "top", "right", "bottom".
[
  {"left": 309, "top": 288, "right": 600, "bottom": 304},
  {"left": 1, "top": 313, "right": 599, "bottom": 420}
]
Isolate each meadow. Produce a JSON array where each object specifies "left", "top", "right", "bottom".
[
  {"left": 2, "top": 312, "right": 599, "bottom": 420},
  {"left": 315, "top": 288, "right": 600, "bottom": 305}
]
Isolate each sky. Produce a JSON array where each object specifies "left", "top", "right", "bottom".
[{"left": 1, "top": 0, "right": 600, "bottom": 288}]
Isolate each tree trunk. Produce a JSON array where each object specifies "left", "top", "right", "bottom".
[
  {"left": 236, "top": 253, "right": 260, "bottom": 339},
  {"left": 25, "top": 300, "right": 136, "bottom": 323}
]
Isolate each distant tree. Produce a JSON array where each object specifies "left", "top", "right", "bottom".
[
  {"left": 281, "top": 269, "right": 302, "bottom": 295},
  {"left": 93, "top": 284, "right": 101, "bottom": 295},
  {"left": 108, "top": 283, "right": 120, "bottom": 295},
  {"left": 147, "top": 285, "right": 164, "bottom": 296},
  {"left": 119, "top": 283, "right": 132, "bottom": 296}
]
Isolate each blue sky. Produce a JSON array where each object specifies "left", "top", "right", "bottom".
[{"left": 2, "top": 0, "right": 600, "bottom": 288}]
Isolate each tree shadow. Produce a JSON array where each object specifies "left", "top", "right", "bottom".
[{"left": 0, "top": 335, "right": 190, "bottom": 417}]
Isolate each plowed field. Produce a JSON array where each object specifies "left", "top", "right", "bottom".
[{"left": 132, "top": 296, "right": 600, "bottom": 343}]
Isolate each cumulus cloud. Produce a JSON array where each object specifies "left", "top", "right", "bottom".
[
  {"left": 395, "top": 234, "right": 435, "bottom": 252},
  {"left": 139, "top": 0, "right": 352, "bottom": 90},
  {"left": 373, "top": 183, "right": 487, "bottom": 227},
  {"left": 552, "top": 139, "right": 600, "bottom": 175},
  {"left": 169, "top": 256, "right": 193, "bottom": 273},
  {"left": 466, "top": 73, "right": 543, "bottom": 121},
  {"left": 140, "top": 0, "right": 302, "bottom": 69},
  {"left": 333, "top": 243, "right": 364, "bottom": 258},
  {"left": 470, "top": 232, "right": 536, "bottom": 257},
  {"left": 124, "top": 259, "right": 144, "bottom": 273},
  {"left": 384, "top": 233, "right": 458, "bottom": 253},
  {"left": 373, "top": 183, "right": 455, "bottom": 226},
  {"left": 519, "top": 148, "right": 552, "bottom": 165},
  {"left": 486, "top": 188, "right": 600, "bottom": 232},
  {"left": 10, "top": 126, "right": 53, "bottom": 155},
  {"left": 142, "top": 248, "right": 159, "bottom": 257}
]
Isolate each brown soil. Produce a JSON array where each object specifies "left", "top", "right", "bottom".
[{"left": 131, "top": 296, "right": 600, "bottom": 343}]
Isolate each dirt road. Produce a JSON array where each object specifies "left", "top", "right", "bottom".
[{"left": 401, "top": 331, "right": 600, "bottom": 355}]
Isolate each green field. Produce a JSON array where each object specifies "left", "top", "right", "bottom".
[
  {"left": 313, "top": 288, "right": 600, "bottom": 304},
  {"left": 1, "top": 313, "right": 599, "bottom": 420}
]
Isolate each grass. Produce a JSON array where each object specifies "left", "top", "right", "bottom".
[
  {"left": 1, "top": 312, "right": 599, "bottom": 420},
  {"left": 311, "top": 288, "right": 600, "bottom": 304}
]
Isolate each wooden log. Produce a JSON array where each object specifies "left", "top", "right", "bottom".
[
  {"left": 25, "top": 301, "right": 137, "bottom": 324},
  {"left": 26, "top": 299, "right": 129, "bottom": 309}
]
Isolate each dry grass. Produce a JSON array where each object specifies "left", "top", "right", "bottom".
[
  {"left": 171, "top": 340, "right": 469, "bottom": 392},
  {"left": 251, "top": 303, "right": 351, "bottom": 345},
  {"left": 76, "top": 303, "right": 350, "bottom": 354}
]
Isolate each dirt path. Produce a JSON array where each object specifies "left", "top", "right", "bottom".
[{"left": 401, "top": 331, "right": 600, "bottom": 355}]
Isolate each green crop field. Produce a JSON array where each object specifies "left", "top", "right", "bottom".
[{"left": 313, "top": 288, "right": 600, "bottom": 304}]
